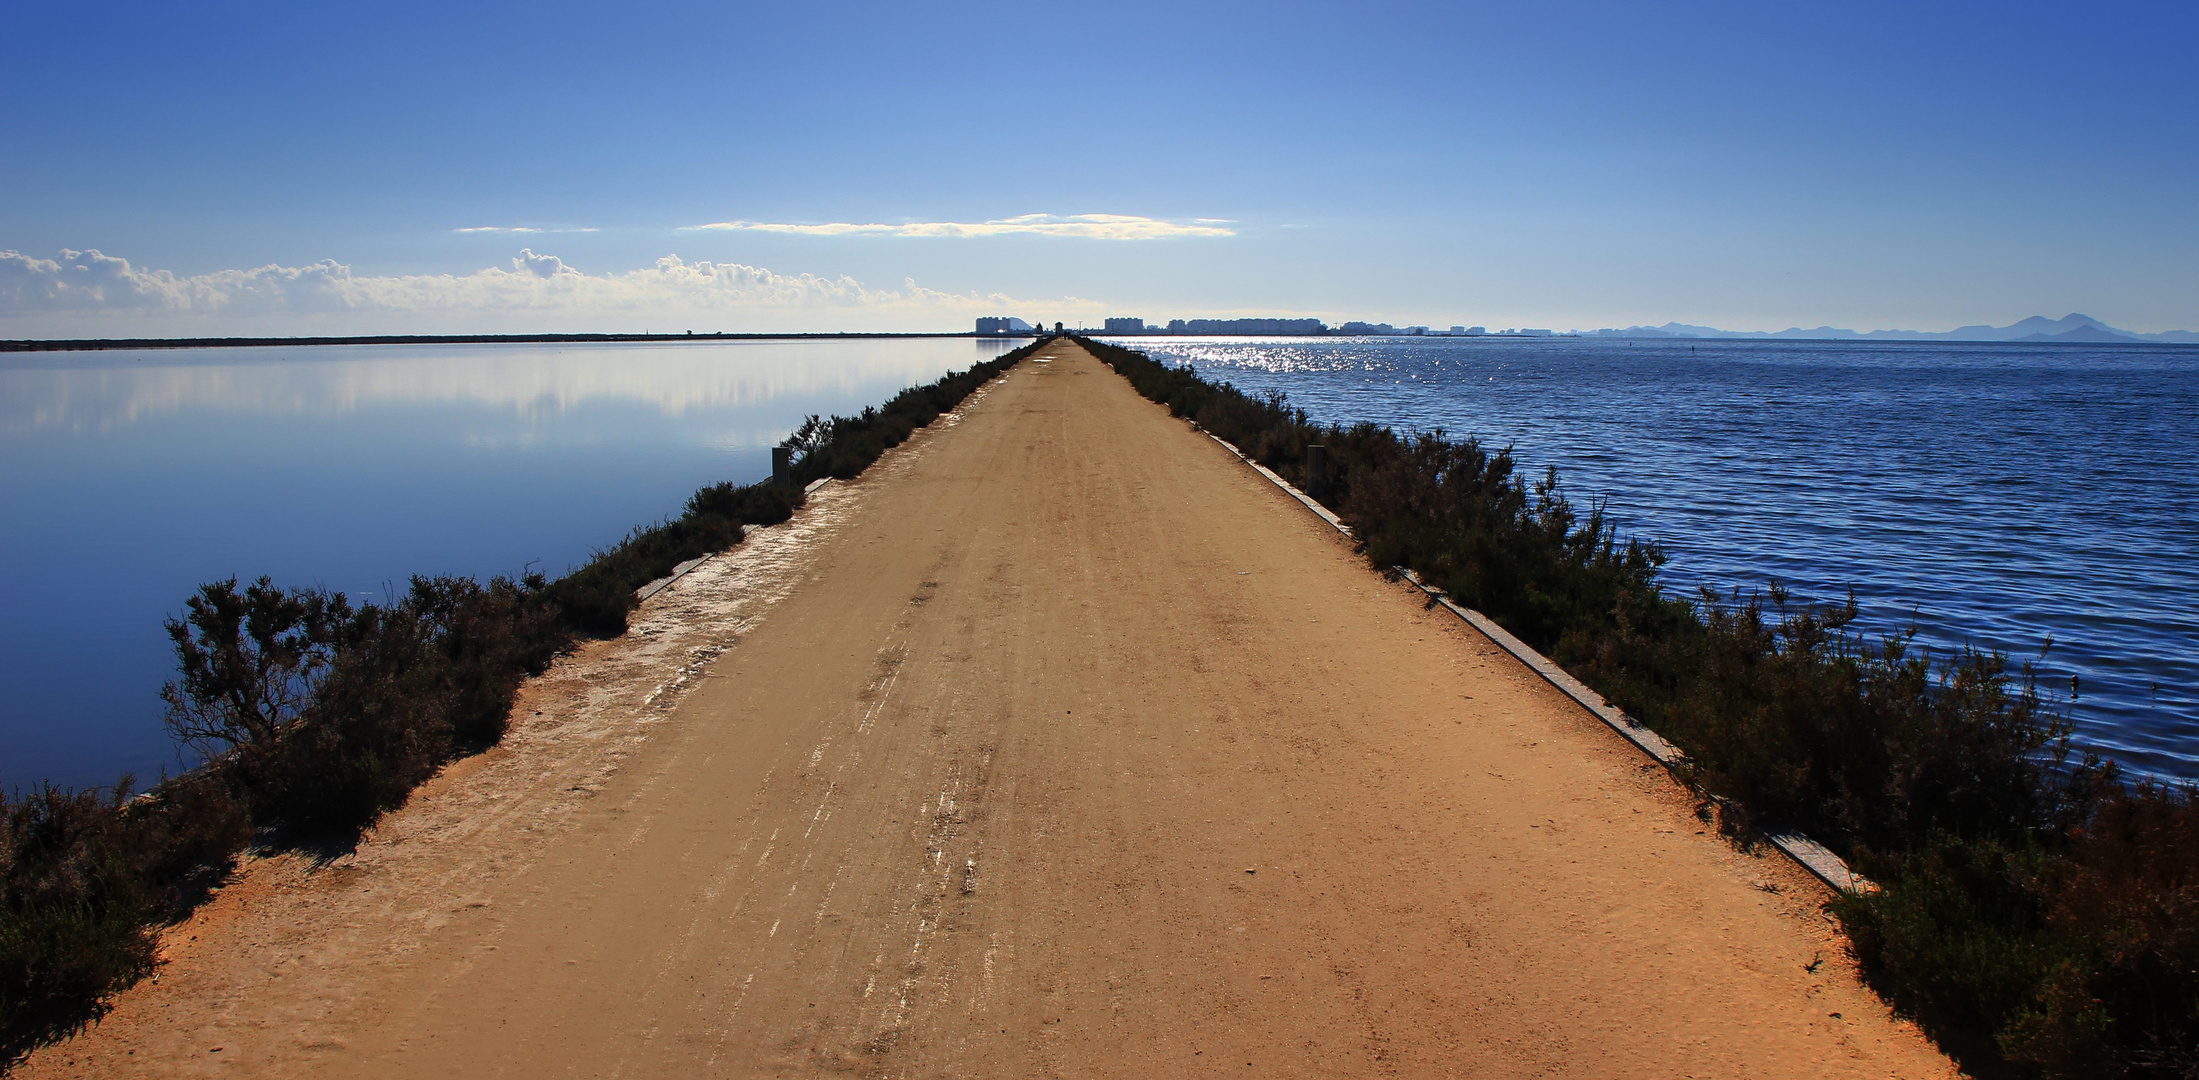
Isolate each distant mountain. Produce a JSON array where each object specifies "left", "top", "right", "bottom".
[
  {"left": 1583, "top": 313, "right": 2195, "bottom": 343},
  {"left": 2020, "top": 323, "right": 2139, "bottom": 343},
  {"left": 1993, "top": 314, "right": 2112, "bottom": 340}
]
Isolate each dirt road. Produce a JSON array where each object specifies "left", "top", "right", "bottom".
[{"left": 25, "top": 341, "right": 1952, "bottom": 1078}]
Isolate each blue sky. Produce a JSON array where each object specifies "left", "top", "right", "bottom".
[{"left": 3, "top": 0, "right": 2194, "bottom": 334}]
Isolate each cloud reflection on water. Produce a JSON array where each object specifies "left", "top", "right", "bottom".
[{"left": 1, "top": 339, "right": 1014, "bottom": 438}]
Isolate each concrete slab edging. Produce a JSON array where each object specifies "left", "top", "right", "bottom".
[
  {"left": 634, "top": 479, "right": 835, "bottom": 603},
  {"left": 634, "top": 553, "right": 719, "bottom": 602},
  {"left": 1200, "top": 425, "right": 1872, "bottom": 895},
  {"left": 1205, "top": 434, "right": 1353, "bottom": 536}
]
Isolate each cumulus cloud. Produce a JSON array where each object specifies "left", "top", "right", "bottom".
[
  {"left": 1, "top": 248, "right": 196, "bottom": 310},
  {"left": 683, "top": 213, "right": 1235, "bottom": 240},
  {"left": 1, "top": 248, "right": 1030, "bottom": 314},
  {"left": 514, "top": 248, "right": 577, "bottom": 278},
  {"left": 0, "top": 248, "right": 1093, "bottom": 334}
]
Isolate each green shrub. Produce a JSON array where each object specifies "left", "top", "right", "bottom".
[
  {"left": 405, "top": 574, "right": 563, "bottom": 749},
  {"left": 0, "top": 784, "right": 160, "bottom": 1068},
  {"left": 1836, "top": 834, "right": 2064, "bottom": 1069},
  {"left": 247, "top": 600, "right": 449, "bottom": 834},
  {"left": 541, "top": 514, "right": 745, "bottom": 637},
  {"left": 1841, "top": 784, "right": 2199, "bottom": 1078},
  {"left": 158, "top": 577, "right": 349, "bottom": 755},
  {"left": 2010, "top": 783, "right": 2199, "bottom": 1076},
  {"left": 116, "top": 768, "right": 252, "bottom": 914},
  {"left": 686, "top": 480, "right": 794, "bottom": 527}
]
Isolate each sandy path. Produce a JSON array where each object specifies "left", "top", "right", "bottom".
[{"left": 24, "top": 342, "right": 1952, "bottom": 1078}]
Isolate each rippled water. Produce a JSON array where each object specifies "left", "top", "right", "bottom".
[
  {"left": 1104, "top": 335, "right": 2199, "bottom": 778},
  {"left": 0, "top": 338, "right": 1017, "bottom": 791}
]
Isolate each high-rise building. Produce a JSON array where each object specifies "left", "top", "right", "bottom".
[{"left": 1103, "top": 317, "right": 1147, "bottom": 333}]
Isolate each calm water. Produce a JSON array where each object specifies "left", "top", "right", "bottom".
[
  {"left": 1104, "top": 336, "right": 2199, "bottom": 779},
  {"left": 0, "top": 338, "right": 1017, "bottom": 792}
]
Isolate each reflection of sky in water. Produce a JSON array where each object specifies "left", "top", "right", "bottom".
[
  {"left": 0, "top": 339, "right": 1016, "bottom": 790},
  {"left": 0, "top": 339, "right": 1003, "bottom": 436}
]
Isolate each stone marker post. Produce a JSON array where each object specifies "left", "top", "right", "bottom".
[
  {"left": 1304, "top": 444, "right": 1328, "bottom": 500},
  {"left": 772, "top": 446, "right": 793, "bottom": 487}
]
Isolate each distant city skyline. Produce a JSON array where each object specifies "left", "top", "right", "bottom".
[
  {"left": 4, "top": 1, "right": 2195, "bottom": 338},
  {"left": 1061, "top": 312, "right": 2197, "bottom": 343}
]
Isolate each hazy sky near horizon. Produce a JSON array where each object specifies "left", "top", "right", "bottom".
[{"left": 4, "top": 0, "right": 2195, "bottom": 335}]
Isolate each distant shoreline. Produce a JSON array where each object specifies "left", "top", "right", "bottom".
[
  {"left": 0, "top": 331, "right": 1032, "bottom": 354},
  {"left": 9, "top": 329, "right": 2193, "bottom": 355}
]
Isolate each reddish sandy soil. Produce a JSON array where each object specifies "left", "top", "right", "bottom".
[{"left": 22, "top": 342, "right": 1954, "bottom": 1078}]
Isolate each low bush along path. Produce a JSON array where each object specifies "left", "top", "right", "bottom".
[{"left": 25, "top": 341, "right": 1954, "bottom": 1078}]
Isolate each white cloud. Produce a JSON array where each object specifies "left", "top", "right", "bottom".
[
  {"left": 1, "top": 248, "right": 196, "bottom": 311},
  {"left": 0, "top": 248, "right": 1099, "bottom": 334},
  {"left": 683, "top": 213, "right": 1235, "bottom": 240},
  {"left": 514, "top": 249, "right": 577, "bottom": 278}
]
